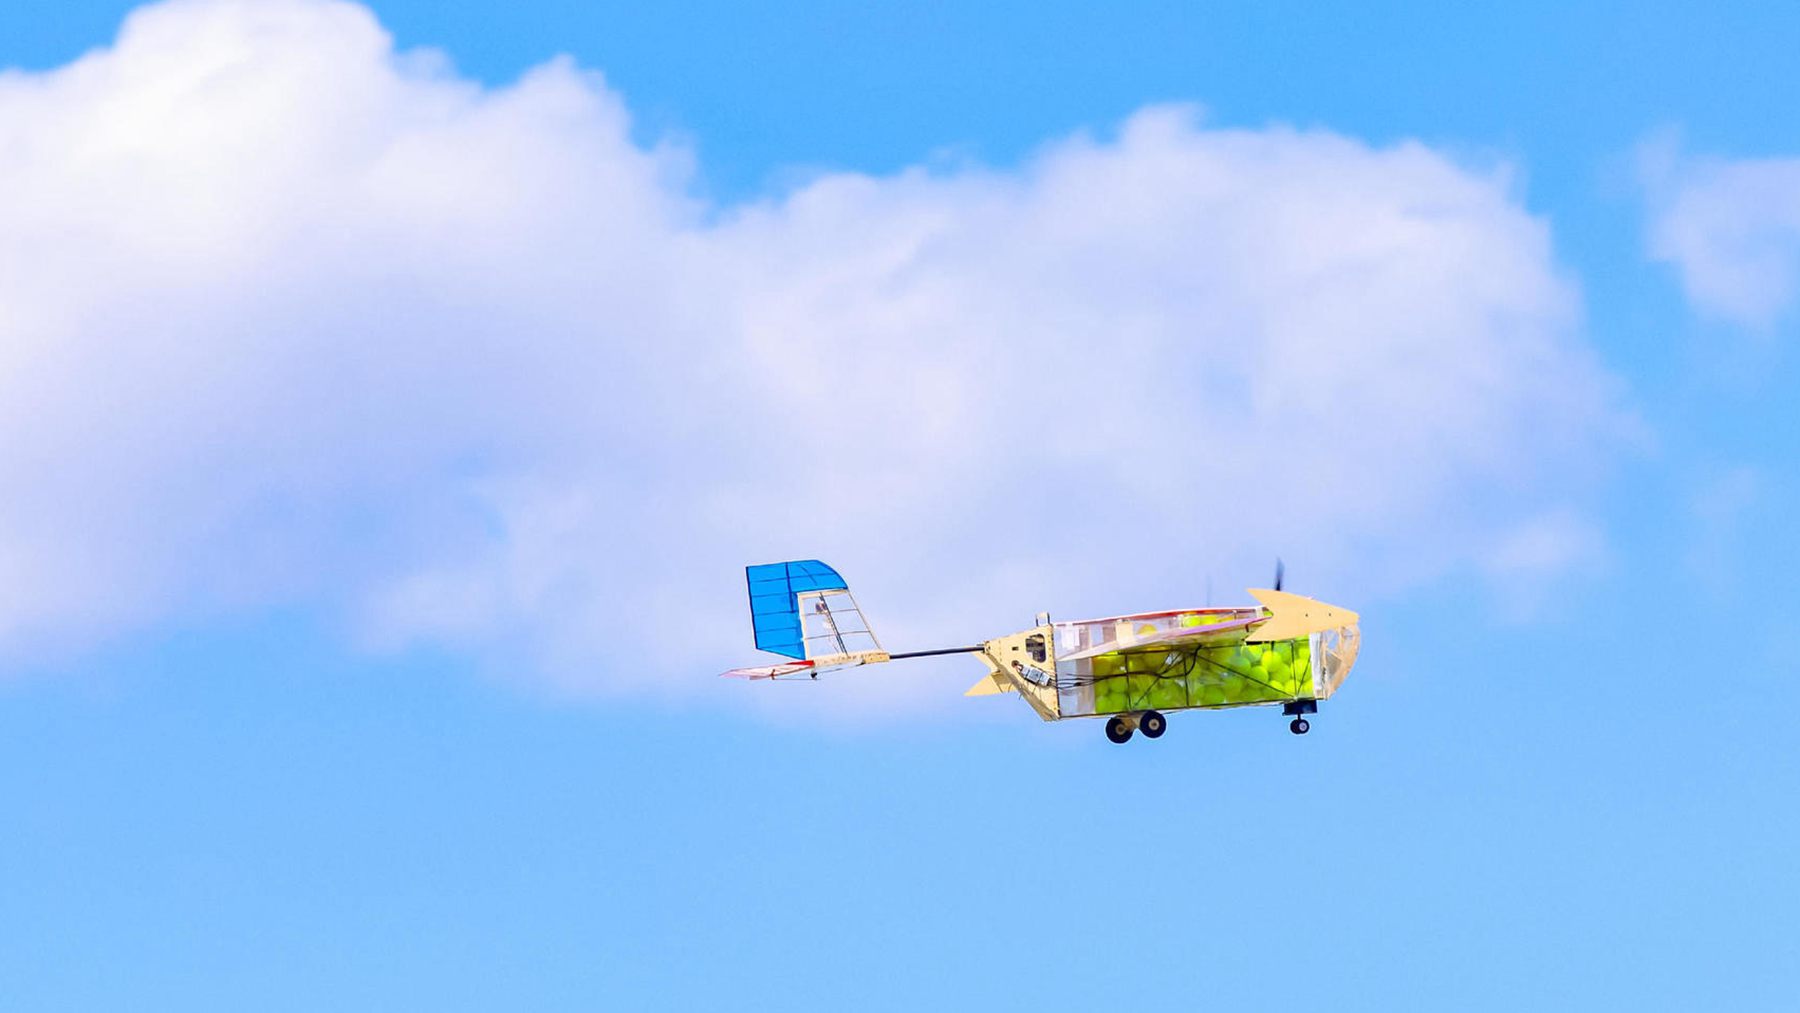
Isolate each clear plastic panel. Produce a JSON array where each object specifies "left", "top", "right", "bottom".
[
  {"left": 798, "top": 590, "right": 883, "bottom": 661},
  {"left": 1314, "top": 623, "right": 1361, "bottom": 699}
]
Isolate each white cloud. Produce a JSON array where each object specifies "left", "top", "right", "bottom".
[
  {"left": 1480, "top": 510, "right": 1604, "bottom": 578},
  {"left": 1645, "top": 137, "right": 1800, "bottom": 329},
  {"left": 0, "top": 0, "right": 1626, "bottom": 707}
]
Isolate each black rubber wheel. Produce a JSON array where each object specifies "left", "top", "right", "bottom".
[
  {"left": 1106, "top": 716, "right": 1134, "bottom": 744},
  {"left": 1140, "top": 710, "right": 1166, "bottom": 739},
  {"left": 1289, "top": 717, "right": 1310, "bottom": 735}
]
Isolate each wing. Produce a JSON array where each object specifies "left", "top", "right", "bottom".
[
  {"left": 1057, "top": 611, "right": 1263, "bottom": 662},
  {"left": 1057, "top": 589, "right": 1362, "bottom": 661}
]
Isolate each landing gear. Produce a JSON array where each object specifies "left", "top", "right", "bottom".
[
  {"left": 1105, "top": 716, "right": 1134, "bottom": 744},
  {"left": 1283, "top": 699, "right": 1317, "bottom": 736},
  {"left": 1104, "top": 712, "right": 1164, "bottom": 743}
]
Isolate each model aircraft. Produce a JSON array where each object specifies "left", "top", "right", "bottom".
[{"left": 721, "top": 559, "right": 1361, "bottom": 742}]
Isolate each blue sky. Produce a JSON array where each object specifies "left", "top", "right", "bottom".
[{"left": 1, "top": 1, "right": 1797, "bottom": 1009}]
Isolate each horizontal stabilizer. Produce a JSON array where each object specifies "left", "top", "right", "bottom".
[
  {"left": 720, "top": 651, "right": 890, "bottom": 680},
  {"left": 722, "top": 660, "right": 815, "bottom": 680},
  {"left": 1245, "top": 588, "right": 1360, "bottom": 643}
]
